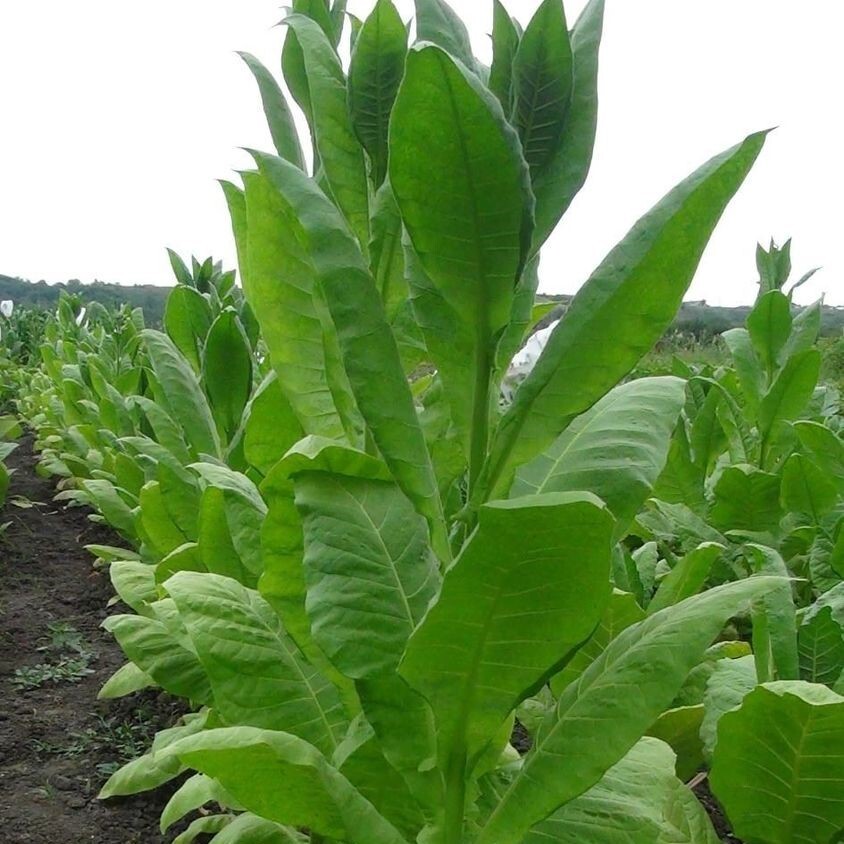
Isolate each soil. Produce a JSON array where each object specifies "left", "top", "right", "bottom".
[
  {"left": 694, "top": 778, "right": 743, "bottom": 843},
  {"left": 0, "top": 435, "right": 189, "bottom": 843}
]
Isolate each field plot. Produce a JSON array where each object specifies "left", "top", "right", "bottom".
[{"left": 1, "top": 0, "right": 843, "bottom": 843}]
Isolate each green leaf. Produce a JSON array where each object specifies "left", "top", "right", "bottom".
[
  {"left": 747, "top": 290, "right": 792, "bottom": 377},
  {"left": 208, "top": 814, "right": 301, "bottom": 843},
  {"left": 512, "top": 0, "right": 573, "bottom": 175},
  {"left": 390, "top": 43, "right": 532, "bottom": 482},
  {"left": 550, "top": 589, "right": 645, "bottom": 697},
  {"left": 237, "top": 52, "right": 305, "bottom": 169},
  {"left": 710, "top": 682, "right": 844, "bottom": 844},
  {"left": 142, "top": 329, "right": 221, "bottom": 458},
  {"left": 524, "top": 737, "right": 718, "bottom": 843},
  {"left": 794, "top": 420, "right": 844, "bottom": 488},
  {"left": 482, "top": 131, "right": 767, "bottom": 502},
  {"left": 139, "top": 480, "right": 189, "bottom": 558},
  {"left": 488, "top": 0, "right": 520, "bottom": 111},
  {"left": 401, "top": 492, "right": 614, "bottom": 769},
  {"left": 721, "top": 327, "right": 763, "bottom": 413},
  {"left": 284, "top": 13, "right": 370, "bottom": 248},
  {"left": 781, "top": 452, "right": 838, "bottom": 521},
  {"left": 170, "top": 727, "right": 409, "bottom": 844},
  {"left": 799, "top": 585, "right": 844, "bottom": 686},
  {"left": 243, "top": 372, "right": 304, "bottom": 477},
  {"left": 709, "top": 465, "right": 782, "bottom": 533},
  {"left": 251, "top": 152, "right": 448, "bottom": 560},
  {"left": 80, "top": 478, "right": 137, "bottom": 539},
  {"left": 414, "top": 0, "right": 476, "bottom": 69},
  {"left": 203, "top": 310, "right": 253, "bottom": 442},
  {"left": 511, "top": 376, "right": 685, "bottom": 541},
  {"left": 700, "top": 654, "right": 757, "bottom": 758},
  {"left": 294, "top": 469, "right": 440, "bottom": 679},
  {"left": 98, "top": 661, "right": 154, "bottom": 700},
  {"left": 241, "top": 170, "right": 359, "bottom": 444},
  {"left": 758, "top": 348, "right": 821, "bottom": 439},
  {"left": 530, "top": 0, "right": 605, "bottom": 250},
  {"left": 103, "top": 603, "right": 213, "bottom": 704},
  {"left": 645, "top": 705, "right": 705, "bottom": 782},
  {"left": 164, "top": 286, "right": 213, "bottom": 373},
  {"left": 160, "top": 773, "right": 235, "bottom": 832},
  {"left": 475, "top": 577, "right": 783, "bottom": 844},
  {"left": 348, "top": 0, "right": 407, "bottom": 187},
  {"left": 166, "top": 572, "right": 347, "bottom": 756},
  {"left": 647, "top": 542, "right": 723, "bottom": 615}
]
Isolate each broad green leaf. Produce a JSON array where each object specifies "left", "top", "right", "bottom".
[
  {"left": 170, "top": 727, "right": 409, "bottom": 844},
  {"left": 172, "top": 817, "right": 231, "bottom": 844},
  {"left": 530, "top": 0, "right": 604, "bottom": 250},
  {"left": 203, "top": 310, "right": 253, "bottom": 442},
  {"left": 414, "top": 0, "right": 476, "bottom": 69},
  {"left": 139, "top": 479, "right": 189, "bottom": 558},
  {"left": 348, "top": 0, "right": 407, "bottom": 187},
  {"left": 758, "top": 347, "right": 821, "bottom": 439},
  {"left": 524, "top": 737, "right": 718, "bottom": 843},
  {"left": 390, "top": 44, "right": 532, "bottom": 477},
  {"left": 142, "top": 329, "right": 221, "bottom": 458},
  {"left": 784, "top": 298, "right": 822, "bottom": 358},
  {"left": 164, "top": 286, "right": 213, "bottom": 373},
  {"left": 747, "top": 290, "right": 792, "bottom": 377},
  {"left": 401, "top": 492, "right": 614, "bottom": 769},
  {"left": 198, "top": 487, "right": 254, "bottom": 585},
  {"left": 482, "top": 131, "right": 767, "bottom": 502},
  {"left": 209, "top": 814, "right": 301, "bottom": 843},
  {"left": 652, "top": 418, "right": 706, "bottom": 513},
  {"left": 550, "top": 589, "right": 645, "bottom": 697},
  {"left": 103, "top": 603, "right": 212, "bottom": 704},
  {"left": 746, "top": 544, "right": 799, "bottom": 682},
  {"left": 155, "top": 542, "right": 205, "bottom": 585},
  {"left": 512, "top": 0, "right": 573, "bottom": 175},
  {"left": 711, "top": 682, "right": 844, "bottom": 844},
  {"left": 242, "top": 169, "right": 359, "bottom": 444},
  {"left": 128, "top": 396, "right": 192, "bottom": 465},
  {"left": 294, "top": 470, "right": 440, "bottom": 678},
  {"left": 80, "top": 478, "right": 137, "bottom": 538},
  {"left": 709, "top": 465, "right": 782, "bottom": 533},
  {"left": 243, "top": 372, "right": 304, "bottom": 476},
  {"left": 700, "top": 654, "right": 757, "bottom": 758},
  {"left": 794, "top": 420, "right": 844, "bottom": 488},
  {"left": 645, "top": 705, "right": 705, "bottom": 781},
  {"left": 647, "top": 542, "right": 723, "bottom": 615},
  {"left": 166, "top": 572, "right": 347, "bottom": 756},
  {"left": 160, "top": 773, "right": 235, "bottom": 832},
  {"left": 476, "top": 577, "right": 783, "bottom": 844},
  {"left": 99, "top": 711, "right": 211, "bottom": 798},
  {"left": 721, "top": 327, "right": 763, "bottom": 413},
  {"left": 237, "top": 52, "right": 305, "bottom": 169},
  {"left": 512, "top": 376, "right": 685, "bottom": 540},
  {"left": 109, "top": 559, "right": 157, "bottom": 615},
  {"left": 284, "top": 14, "right": 370, "bottom": 248},
  {"left": 488, "top": 0, "right": 520, "bottom": 110},
  {"left": 252, "top": 152, "right": 448, "bottom": 559},
  {"left": 781, "top": 452, "right": 838, "bottom": 521},
  {"left": 98, "top": 661, "right": 154, "bottom": 700},
  {"left": 799, "top": 585, "right": 844, "bottom": 686},
  {"left": 355, "top": 675, "right": 441, "bottom": 813}
]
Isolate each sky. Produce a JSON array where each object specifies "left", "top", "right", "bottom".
[{"left": 0, "top": 1, "right": 841, "bottom": 306}]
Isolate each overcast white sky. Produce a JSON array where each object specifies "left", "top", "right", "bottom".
[{"left": 0, "top": 1, "right": 841, "bottom": 306}]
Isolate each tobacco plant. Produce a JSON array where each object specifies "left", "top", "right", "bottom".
[{"left": 97, "top": 0, "right": 794, "bottom": 841}]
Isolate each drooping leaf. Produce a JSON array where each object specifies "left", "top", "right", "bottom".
[
  {"left": 647, "top": 542, "right": 723, "bottom": 615},
  {"left": 700, "top": 654, "right": 757, "bottom": 758},
  {"left": 711, "top": 682, "right": 844, "bottom": 844},
  {"left": 166, "top": 572, "right": 347, "bottom": 756},
  {"left": 170, "top": 727, "right": 409, "bottom": 844},
  {"left": 475, "top": 577, "right": 783, "bottom": 844},
  {"left": 511, "top": 376, "right": 685, "bottom": 540}
]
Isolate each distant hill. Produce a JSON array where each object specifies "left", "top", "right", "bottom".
[
  {"left": 0, "top": 275, "right": 171, "bottom": 325},
  {"left": 536, "top": 293, "right": 844, "bottom": 339}
]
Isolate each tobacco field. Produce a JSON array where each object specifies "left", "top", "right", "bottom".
[{"left": 1, "top": 1, "right": 843, "bottom": 842}]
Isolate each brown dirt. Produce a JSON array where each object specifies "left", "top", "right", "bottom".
[
  {"left": 694, "top": 778, "right": 743, "bottom": 843},
  {"left": 0, "top": 435, "right": 189, "bottom": 843}
]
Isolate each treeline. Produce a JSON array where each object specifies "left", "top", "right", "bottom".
[
  {"left": 537, "top": 293, "right": 844, "bottom": 339},
  {"left": 0, "top": 275, "right": 170, "bottom": 325}
]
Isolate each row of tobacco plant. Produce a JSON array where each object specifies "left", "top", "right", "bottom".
[{"left": 8, "top": 0, "right": 844, "bottom": 842}]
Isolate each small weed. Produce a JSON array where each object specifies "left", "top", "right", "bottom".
[
  {"left": 12, "top": 654, "right": 95, "bottom": 690},
  {"left": 38, "top": 621, "right": 86, "bottom": 654}
]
